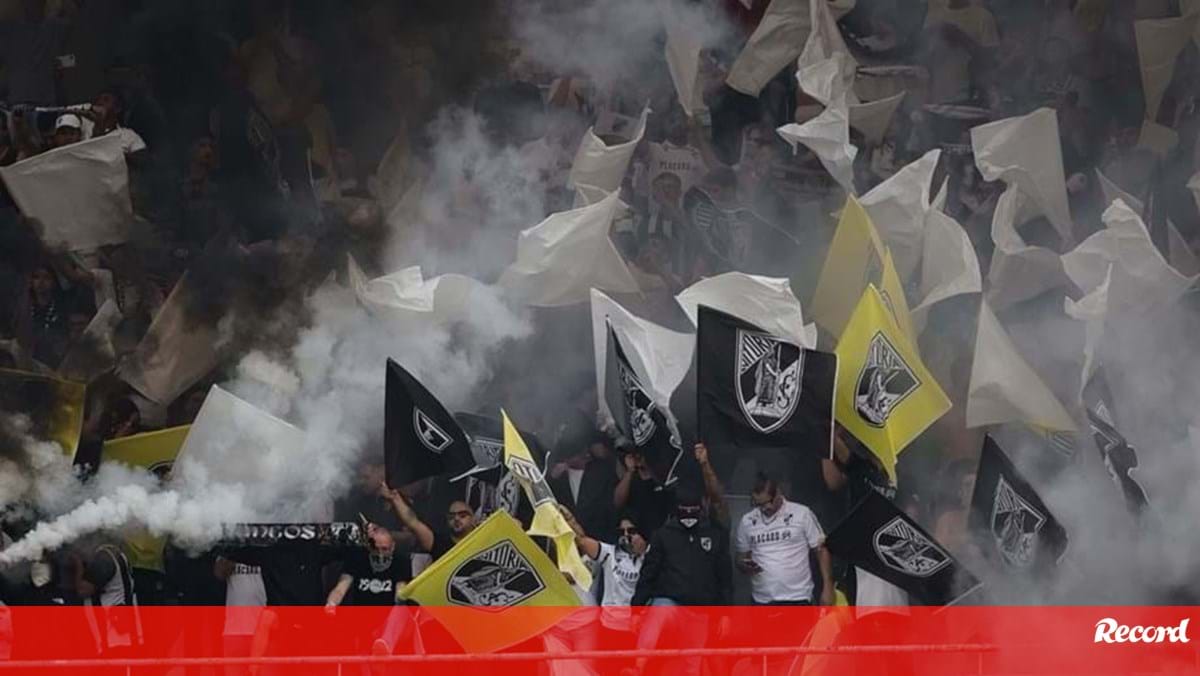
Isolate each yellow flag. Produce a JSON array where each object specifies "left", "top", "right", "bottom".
[
  {"left": 397, "top": 510, "right": 579, "bottom": 652},
  {"left": 811, "top": 196, "right": 887, "bottom": 339},
  {"left": 835, "top": 286, "right": 951, "bottom": 481},
  {"left": 878, "top": 250, "right": 917, "bottom": 348},
  {"left": 102, "top": 425, "right": 190, "bottom": 573},
  {"left": 501, "top": 411, "right": 593, "bottom": 589},
  {"left": 0, "top": 368, "right": 85, "bottom": 458}
]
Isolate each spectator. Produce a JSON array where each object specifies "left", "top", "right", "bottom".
[
  {"left": 735, "top": 472, "right": 834, "bottom": 606},
  {"left": 324, "top": 523, "right": 415, "bottom": 658},
  {"left": 383, "top": 483, "right": 477, "bottom": 561},
  {"left": 72, "top": 542, "right": 142, "bottom": 661},
  {"left": 613, "top": 448, "right": 673, "bottom": 537},
  {"left": 564, "top": 508, "right": 647, "bottom": 658},
  {"left": 630, "top": 487, "right": 732, "bottom": 676}
]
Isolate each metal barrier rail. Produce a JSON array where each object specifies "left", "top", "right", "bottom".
[{"left": 0, "top": 643, "right": 1000, "bottom": 674}]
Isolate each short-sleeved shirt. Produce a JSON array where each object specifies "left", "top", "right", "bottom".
[
  {"left": 430, "top": 533, "right": 458, "bottom": 562},
  {"left": 593, "top": 542, "right": 645, "bottom": 631},
  {"left": 343, "top": 549, "right": 411, "bottom": 606},
  {"left": 736, "top": 500, "right": 824, "bottom": 604}
]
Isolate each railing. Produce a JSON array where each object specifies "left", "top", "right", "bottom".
[{"left": 0, "top": 643, "right": 1000, "bottom": 675}]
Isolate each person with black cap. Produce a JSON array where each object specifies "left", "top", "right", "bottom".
[{"left": 628, "top": 485, "right": 731, "bottom": 676}]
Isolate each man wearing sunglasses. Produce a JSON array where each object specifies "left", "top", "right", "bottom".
[
  {"left": 561, "top": 508, "right": 647, "bottom": 661},
  {"left": 735, "top": 473, "right": 834, "bottom": 607}
]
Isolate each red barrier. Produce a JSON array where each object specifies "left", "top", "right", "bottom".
[{"left": 0, "top": 606, "right": 1196, "bottom": 676}]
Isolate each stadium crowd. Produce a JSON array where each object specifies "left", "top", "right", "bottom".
[{"left": 0, "top": 0, "right": 1197, "bottom": 673}]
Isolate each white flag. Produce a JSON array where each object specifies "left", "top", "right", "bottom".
[
  {"left": 796, "top": 0, "right": 857, "bottom": 97},
  {"left": 1061, "top": 198, "right": 1197, "bottom": 309},
  {"left": 849, "top": 91, "right": 906, "bottom": 147},
  {"left": 912, "top": 207, "right": 982, "bottom": 323},
  {"left": 1135, "top": 14, "right": 1198, "bottom": 122},
  {"left": 1167, "top": 220, "right": 1200, "bottom": 276},
  {"left": 1096, "top": 168, "right": 1143, "bottom": 213},
  {"left": 58, "top": 299, "right": 123, "bottom": 383},
  {"left": 985, "top": 184, "right": 1069, "bottom": 311},
  {"left": 499, "top": 191, "right": 639, "bottom": 306},
  {"left": 347, "top": 254, "right": 482, "bottom": 324},
  {"left": 568, "top": 106, "right": 650, "bottom": 194},
  {"left": 660, "top": 0, "right": 706, "bottom": 116},
  {"left": 971, "top": 108, "right": 1074, "bottom": 248},
  {"left": 859, "top": 149, "right": 940, "bottom": 282},
  {"left": 118, "top": 274, "right": 220, "bottom": 406},
  {"left": 967, "top": 300, "right": 1076, "bottom": 431},
  {"left": 590, "top": 290, "right": 693, "bottom": 423},
  {"left": 1063, "top": 265, "right": 1111, "bottom": 397},
  {"left": 777, "top": 55, "right": 857, "bottom": 195},
  {"left": 0, "top": 134, "right": 132, "bottom": 251},
  {"left": 173, "top": 385, "right": 307, "bottom": 517},
  {"left": 726, "top": 0, "right": 812, "bottom": 97},
  {"left": 675, "top": 271, "right": 816, "bottom": 348}
]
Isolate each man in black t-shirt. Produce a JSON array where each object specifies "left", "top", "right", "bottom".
[
  {"left": 325, "top": 524, "right": 418, "bottom": 658},
  {"left": 383, "top": 483, "right": 477, "bottom": 562}
]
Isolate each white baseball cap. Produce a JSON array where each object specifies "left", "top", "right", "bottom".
[{"left": 54, "top": 113, "right": 83, "bottom": 131}]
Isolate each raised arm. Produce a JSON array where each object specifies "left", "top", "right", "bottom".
[
  {"left": 381, "top": 482, "right": 434, "bottom": 553},
  {"left": 694, "top": 443, "right": 728, "bottom": 526}
]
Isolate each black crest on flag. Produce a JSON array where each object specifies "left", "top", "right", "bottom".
[
  {"left": 855, "top": 332, "right": 919, "bottom": 427},
  {"left": 735, "top": 329, "right": 803, "bottom": 433},
  {"left": 873, "top": 516, "right": 951, "bottom": 578},
  {"left": 617, "top": 354, "right": 657, "bottom": 446},
  {"left": 508, "top": 454, "right": 555, "bottom": 507},
  {"left": 991, "top": 475, "right": 1045, "bottom": 568},
  {"left": 446, "top": 539, "right": 545, "bottom": 607},
  {"left": 413, "top": 409, "right": 452, "bottom": 453}
]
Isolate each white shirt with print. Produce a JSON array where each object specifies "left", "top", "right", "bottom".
[
  {"left": 736, "top": 499, "right": 824, "bottom": 604},
  {"left": 593, "top": 541, "right": 644, "bottom": 631}
]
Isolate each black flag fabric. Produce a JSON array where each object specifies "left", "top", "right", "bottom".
[
  {"left": 384, "top": 359, "right": 473, "bottom": 488},
  {"left": 1082, "top": 369, "right": 1150, "bottom": 516},
  {"left": 696, "top": 305, "right": 837, "bottom": 455},
  {"left": 604, "top": 324, "right": 683, "bottom": 486},
  {"left": 826, "top": 490, "right": 981, "bottom": 606},
  {"left": 969, "top": 437, "right": 1068, "bottom": 571}
]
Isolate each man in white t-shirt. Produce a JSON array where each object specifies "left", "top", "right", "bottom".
[
  {"left": 561, "top": 508, "right": 646, "bottom": 653},
  {"left": 735, "top": 474, "right": 834, "bottom": 606}
]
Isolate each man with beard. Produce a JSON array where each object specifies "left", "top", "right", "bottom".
[{"left": 382, "top": 483, "right": 477, "bottom": 561}]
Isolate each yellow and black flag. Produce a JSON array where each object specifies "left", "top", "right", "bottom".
[
  {"left": 835, "top": 286, "right": 950, "bottom": 481},
  {"left": 811, "top": 196, "right": 887, "bottom": 339},
  {"left": 397, "top": 510, "right": 579, "bottom": 652},
  {"left": 102, "top": 425, "right": 190, "bottom": 574},
  {"left": 502, "top": 410, "right": 592, "bottom": 589},
  {"left": 0, "top": 368, "right": 85, "bottom": 458}
]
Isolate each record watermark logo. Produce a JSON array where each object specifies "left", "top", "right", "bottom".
[{"left": 1094, "top": 618, "right": 1190, "bottom": 643}]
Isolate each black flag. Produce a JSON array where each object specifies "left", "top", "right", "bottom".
[
  {"left": 969, "top": 437, "right": 1068, "bottom": 571},
  {"left": 1083, "top": 369, "right": 1149, "bottom": 516},
  {"left": 453, "top": 411, "right": 545, "bottom": 521},
  {"left": 696, "top": 305, "right": 837, "bottom": 455},
  {"left": 826, "top": 490, "right": 981, "bottom": 606},
  {"left": 384, "top": 359, "right": 472, "bottom": 488},
  {"left": 604, "top": 324, "right": 683, "bottom": 486}
]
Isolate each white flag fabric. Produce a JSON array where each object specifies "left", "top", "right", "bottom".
[
  {"left": 0, "top": 134, "right": 132, "bottom": 251},
  {"left": 1135, "top": 14, "right": 1198, "bottom": 122},
  {"left": 971, "top": 108, "right": 1074, "bottom": 248},
  {"left": 499, "top": 191, "right": 640, "bottom": 306},
  {"left": 967, "top": 300, "right": 1076, "bottom": 431},
  {"left": 1167, "top": 220, "right": 1200, "bottom": 276},
  {"left": 118, "top": 274, "right": 220, "bottom": 406},
  {"left": 1061, "top": 199, "right": 1197, "bottom": 309},
  {"left": 675, "top": 271, "right": 817, "bottom": 348},
  {"left": 347, "top": 254, "right": 482, "bottom": 324},
  {"left": 849, "top": 91, "right": 906, "bottom": 147},
  {"left": 58, "top": 299, "right": 123, "bottom": 383},
  {"left": 590, "top": 290, "right": 693, "bottom": 422},
  {"left": 912, "top": 207, "right": 982, "bottom": 321},
  {"left": 726, "top": 0, "right": 812, "bottom": 97},
  {"left": 660, "top": 0, "right": 706, "bottom": 116},
  {"left": 1096, "top": 168, "right": 1143, "bottom": 213},
  {"left": 859, "top": 149, "right": 940, "bottom": 282},
  {"left": 985, "top": 184, "right": 1070, "bottom": 311},
  {"left": 568, "top": 106, "right": 649, "bottom": 195},
  {"left": 173, "top": 385, "right": 307, "bottom": 518},
  {"left": 777, "top": 55, "right": 858, "bottom": 194},
  {"left": 1063, "top": 265, "right": 1111, "bottom": 397},
  {"left": 797, "top": 0, "right": 857, "bottom": 96}
]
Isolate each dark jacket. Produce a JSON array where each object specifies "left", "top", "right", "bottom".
[
  {"left": 548, "top": 459, "right": 617, "bottom": 542},
  {"left": 631, "top": 516, "right": 732, "bottom": 606}
]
